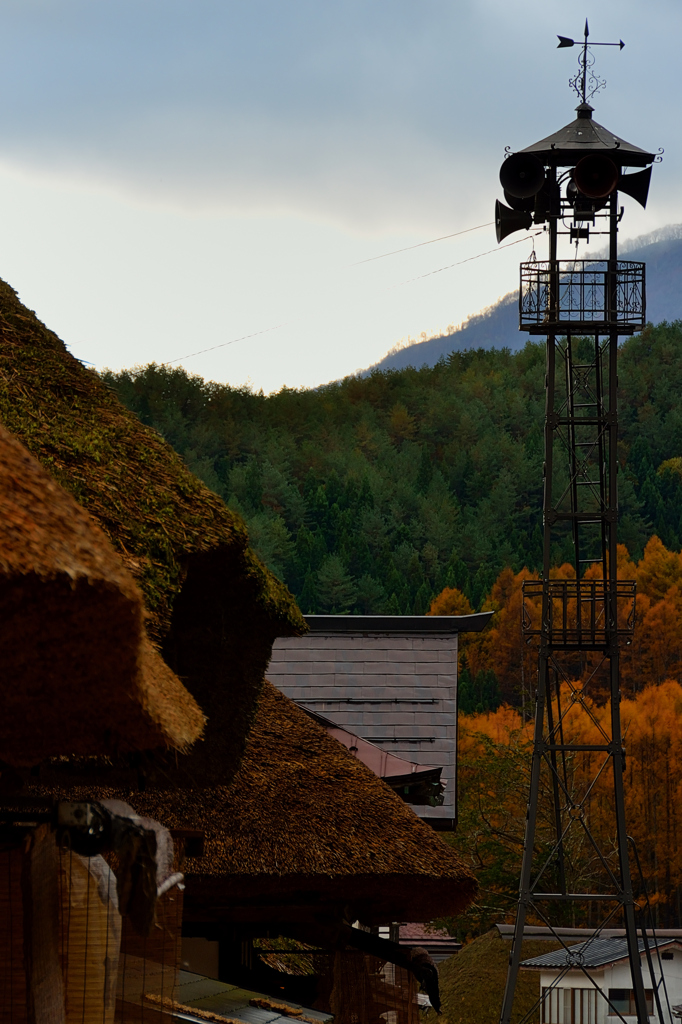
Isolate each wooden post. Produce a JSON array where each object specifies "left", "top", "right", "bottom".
[{"left": 22, "top": 825, "right": 65, "bottom": 1024}]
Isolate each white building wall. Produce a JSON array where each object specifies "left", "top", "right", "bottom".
[{"left": 538, "top": 946, "right": 682, "bottom": 1024}]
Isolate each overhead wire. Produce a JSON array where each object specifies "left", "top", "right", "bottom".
[
  {"left": 166, "top": 323, "right": 288, "bottom": 365},
  {"left": 347, "top": 221, "right": 494, "bottom": 266},
  {"left": 389, "top": 231, "right": 543, "bottom": 288},
  {"left": 165, "top": 229, "right": 541, "bottom": 366}
]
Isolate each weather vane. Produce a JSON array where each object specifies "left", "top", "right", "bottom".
[{"left": 558, "top": 18, "right": 624, "bottom": 104}]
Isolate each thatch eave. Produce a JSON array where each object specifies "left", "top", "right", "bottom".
[
  {"left": 32, "top": 684, "right": 477, "bottom": 925},
  {"left": 0, "top": 424, "right": 205, "bottom": 764},
  {"left": 0, "top": 278, "right": 305, "bottom": 783}
]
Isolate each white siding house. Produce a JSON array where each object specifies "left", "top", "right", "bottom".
[{"left": 522, "top": 939, "right": 682, "bottom": 1024}]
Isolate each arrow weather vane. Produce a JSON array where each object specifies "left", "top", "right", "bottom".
[{"left": 558, "top": 19, "right": 624, "bottom": 104}]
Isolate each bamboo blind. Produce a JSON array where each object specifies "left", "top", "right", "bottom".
[
  {"left": 0, "top": 828, "right": 182, "bottom": 1024},
  {"left": 58, "top": 850, "right": 122, "bottom": 1024},
  {"left": 114, "top": 886, "right": 183, "bottom": 1023},
  {"left": 329, "top": 951, "right": 418, "bottom": 1024}
]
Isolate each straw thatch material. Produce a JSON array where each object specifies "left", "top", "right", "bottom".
[
  {"left": 0, "top": 279, "right": 304, "bottom": 782},
  {"left": 38, "top": 685, "right": 477, "bottom": 926},
  {"left": 329, "top": 952, "right": 418, "bottom": 1024},
  {"left": 0, "top": 423, "right": 205, "bottom": 764}
]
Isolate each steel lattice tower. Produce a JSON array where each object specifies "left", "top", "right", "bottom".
[{"left": 494, "top": 26, "right": 661, "bottom": 1024}]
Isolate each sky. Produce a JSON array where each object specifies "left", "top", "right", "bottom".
[{"left": 0, "top": 0, "right": 678, "bottom": 393}]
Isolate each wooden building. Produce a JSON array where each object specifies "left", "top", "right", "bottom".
[
  {"left": 0, "top": 424, "right": 207, "bottom": 1023},
  {"left": 0, "top": 280, "right": 478, "bottom": 1020},
  {"left": 268, "top": 613, "right": 493, "bottom": 829},
  {"left": 37, "top": 681, "right": 476, "bottom": 1018}
]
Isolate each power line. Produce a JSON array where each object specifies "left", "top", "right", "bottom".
[
  {"left": 164, "top": 231, "right": 541, "bottom": 365},
  {"left": 165, "top": 323, "right": 288, "bottom": 365},
  {"left": 348, "top": 221, "right": 494, "bottom": 266},
  {"left": 393, "top": 231, "right": 543, "bottom": 287}
]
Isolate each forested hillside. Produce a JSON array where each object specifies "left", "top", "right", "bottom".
[{"left": 103, "top": 319, "right": 682, "bottom": 630}]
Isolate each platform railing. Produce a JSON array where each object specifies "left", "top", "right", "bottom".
[
  {"left": 519, "top": 261, "right": 645, "bottom": 334},
  {"left": 522, "top": 579, "right": 636, "bottom": 647}
]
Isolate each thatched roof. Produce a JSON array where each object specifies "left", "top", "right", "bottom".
[
  {"left": 0, "top": 279, "right": 305, "bottom": 782},
  {"left": 0, "top": 423, "right": 205, "bottom": 764},
  {"left": 35, "top": 683, "right": 477, "bottom": 926},
  {"left": 422, "top": 931, "right": 561, "bottom": 1024}
]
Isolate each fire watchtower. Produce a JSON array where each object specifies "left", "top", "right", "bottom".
[{"left": 494, "top": 25, "right": 661, "bottom": 1024}]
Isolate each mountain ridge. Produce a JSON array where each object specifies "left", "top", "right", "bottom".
[{"left": 366, "top": 224, "right": 682, "bottom": 374}]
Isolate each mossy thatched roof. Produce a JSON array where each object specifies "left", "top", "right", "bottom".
[
  {"left": 0, "top": 423, "right": 205, "bottom": 763},
  {"left": 423, "top": 931, "right": 561, "bottom": 1024},
  {"left": 35, "top": 683, "right": 477, "bottom": 927},
  {"left": 0, "top": 279, "right": 304, "bottom": 782}
]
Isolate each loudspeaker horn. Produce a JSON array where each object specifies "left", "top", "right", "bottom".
[
  {"left": 499, "top": 152, "right": 545, "bottom": 200},
  {"left": 504, "top": 189, "right": 534, "bottom": 213},
  {"left": 618, "top": 165, "right": 652, "bottom": 209},
  {"left": 574, "top": 154, "right": 619, "bottom": 199},
  {"left": 495, "top": 199, "right": 532, "bottom": 243}
]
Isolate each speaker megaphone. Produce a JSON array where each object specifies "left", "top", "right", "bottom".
[
  {"left": 499, "top": 153, "right": 545, "bottom": 199},
  {"left": 504, "top": 189, "right": 535, "bottom": 212},
  {"left": 618, "top": 165, "right": 652, "bottom": 209},
  {"left": 495, "top": 199, "right": 532, "bottom": 243},
  {"left": 574, "top": 154, "right": 619, "bottom": 199}
]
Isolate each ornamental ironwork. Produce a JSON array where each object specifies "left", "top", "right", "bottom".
[{"left": 519, "top": 260, "right": 645, "bottom": 333}]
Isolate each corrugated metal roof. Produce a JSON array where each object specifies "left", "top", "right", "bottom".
[
  {"left": 522, "top": 937, "right": 680, "bottom": 971},
  {"left": 172, "top": 971, "right": 332, "bottom": 1024}
]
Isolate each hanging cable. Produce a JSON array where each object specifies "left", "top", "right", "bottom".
[
  {"left": 348, "top": 221, "right": 494, "bottom": 266},
  {"left": 165, "top": 323, "right": 288, "bottom": 365},
  {"left": 390, "top": 231, "right": 543, "bottom": 288},
  {"left": 165, "top": 231, "right": 540, "bottom": 365}
]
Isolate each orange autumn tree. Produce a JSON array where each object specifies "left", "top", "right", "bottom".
[
  {"left": 446, "top": 682, "right": 682, "bottom": 935},
  {"left": 428, "top": 585, "right": 507, "bottom": 713},
  {"left": 430, "top": 536, "right": 682, "bottom": 703}
]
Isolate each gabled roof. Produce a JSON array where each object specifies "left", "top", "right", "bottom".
[
  {"left": 35, "top": 683, "right": 477, "bottom": 927},
  {"left": 522, "top": 937, "right": 682, "bottom": 971},
  {"left": 519, "top": 104, "right": 656, "bottom": 168},
  {"left": 0, "top": 423, "right": 204, "bottom": 763},
  {"left": 0, "top": 277, "right": 305, "bottom": 784}
]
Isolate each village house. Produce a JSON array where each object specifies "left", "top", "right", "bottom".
[
  {"left": 0, "top": 422, "right": 209, "bottom": 1021},
  {"left": 522, "top": 937, "right": 682, "bottom": 1024}
]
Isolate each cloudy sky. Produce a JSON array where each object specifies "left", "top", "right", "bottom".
[{"left": 0, "top": 0, "right": 677, "bottom": 392}]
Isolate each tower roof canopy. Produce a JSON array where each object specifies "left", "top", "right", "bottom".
[{"left": 519, "top": 104, "right": 656, "bottom": 168}]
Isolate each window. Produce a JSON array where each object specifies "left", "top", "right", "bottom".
[
  {"left": 662, "top": 952, "right": 674, "bottom": 961},
  {"left": 607, "top": 989, "right": 654, "bottom": 1016},
  {"left": 542, "top": 988, "right": 597, "bottom": 1024}
]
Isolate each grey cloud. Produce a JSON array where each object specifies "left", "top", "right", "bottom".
[{"left": 0, "top": 0, "right": 677, "bottom": 229}]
